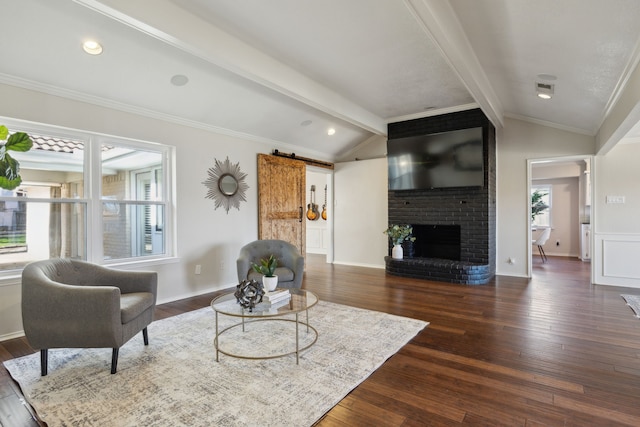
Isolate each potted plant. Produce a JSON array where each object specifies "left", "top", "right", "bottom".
[
  {"left": 384, "top": 224, "right": 416, "bottom": 259},
  {"left": 252, "top": 254, "right": 278, "bottom": 291}
]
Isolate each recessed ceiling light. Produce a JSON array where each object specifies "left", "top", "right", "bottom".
[
  {"left": 300, "top": 120, "right": 313, "bottom": 127},
  {"left": 170, "top": 74, "right": 189, "bottom": 86},
  {"left": 327, "top": 128, "right": 336, "bottom": 136},
  {"left": 82, "top": 40, "right": 103, "bottom": 55}
]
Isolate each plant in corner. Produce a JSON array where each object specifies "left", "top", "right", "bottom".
[
  {"left": 0, "top": 125, "right": 33, "bottom": 190},
  {"left": 531, "top": 190, "right": 549, "bottom": 221},
  {"left": 252, "top": 254, "right": 278, "bottom": 292}
]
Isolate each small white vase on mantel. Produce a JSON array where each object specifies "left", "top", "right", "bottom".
[
  {"left": 262, "top": 275, "right": 278, "bottom": 292},
  {"left": 392, "top": 244, "right": 403, "bottom": 259}
]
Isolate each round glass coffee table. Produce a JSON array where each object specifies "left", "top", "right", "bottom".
[{"left": 211, "top": 288, "right": 318, "bottom": 364}]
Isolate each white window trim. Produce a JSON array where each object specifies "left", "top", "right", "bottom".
[{"left": 0, "top": 116, "right": 177, "bottom": 279}]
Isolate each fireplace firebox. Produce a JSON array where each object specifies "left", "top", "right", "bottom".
[{"left": 411, "top": 224, "right": 460, "bottom": 261}]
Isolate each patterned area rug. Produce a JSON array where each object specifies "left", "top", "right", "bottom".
[
  {"left": 4, "top": 301, "right": 427, "bottom": 426},
  {"left": 622, "top": 294, "right": 640, "bottom": 318}
]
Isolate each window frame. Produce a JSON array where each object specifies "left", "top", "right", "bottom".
[
  {"left": 531, "top": 184, "right": 552, "bottom": 228},
  {"left": 0, "top": 117, "right": 176, "bottom": 279}
]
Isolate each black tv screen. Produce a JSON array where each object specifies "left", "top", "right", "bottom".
[{"left": 387, "top": 127, "right": 484, "bottom": 190}]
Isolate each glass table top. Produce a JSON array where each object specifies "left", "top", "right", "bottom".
[{"left": 211, "top": 288, "right": 318, "bottom": 318}]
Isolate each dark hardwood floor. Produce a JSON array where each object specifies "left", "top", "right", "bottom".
[{"left": 2, "top": 255, "right": 640, "bottom": 426}]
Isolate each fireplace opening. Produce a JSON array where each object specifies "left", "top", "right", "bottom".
[{"left": 411, "top": 224, "right": 461, "bottom": 261}]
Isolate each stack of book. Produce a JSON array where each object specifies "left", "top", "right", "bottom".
[{"left": 260, "top": 289, "right": 291, "bottom": 308}]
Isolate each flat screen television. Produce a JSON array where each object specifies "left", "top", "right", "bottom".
[{"left": 387, "top": 127, "right": 484, "bottom": 190}]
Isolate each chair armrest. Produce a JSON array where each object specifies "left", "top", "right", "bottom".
[
  {"left": 87, "top": 264, "right": 157, "bottom": 297},
  {"left": 281, "top": 243, "right": 305, "bottom": 287}
]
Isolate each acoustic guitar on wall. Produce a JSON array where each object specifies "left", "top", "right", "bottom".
[
  {"left": 306, "top": 185, "right": 319, "bottom": 221},
  {"left": 321, "top": 185, "right": 327, "bottom": 220}
]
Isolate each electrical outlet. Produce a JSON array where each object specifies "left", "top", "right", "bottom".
[{"left": 195, "top": 264, "right": 201, "bottom": 275}]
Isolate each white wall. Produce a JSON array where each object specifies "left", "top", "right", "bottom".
[
  {"left": 497, "top": 118, "right": 595, "bottom": 277},
  {"left": 593, "top": 143, "right": 640, "bottom": 287},
  {"left": 333, "top": 158, "right": 388, "bottom": 268}
]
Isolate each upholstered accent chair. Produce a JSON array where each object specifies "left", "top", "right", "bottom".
[
  {"left": 237, "top": 239, "right": 304, "bottom": 289},
  {"left": 21, "top": 258, "right": 158, "bottom": 375}
]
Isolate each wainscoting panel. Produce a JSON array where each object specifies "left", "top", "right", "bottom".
[
  {"left": 306, "top": 226, "right": 327, "bottom": 255},
  {"left": 594, "top": 233, "right": 640, "bottom": 288}
]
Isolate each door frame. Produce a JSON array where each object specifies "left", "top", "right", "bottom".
[
  {"left": 526, "top": 155, "right": 594, "bottom": 282},
  {"left": 306, "top": 166, "right": 334, "bottom": 263}
]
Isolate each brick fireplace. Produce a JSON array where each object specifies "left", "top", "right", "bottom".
[{"left": 385, "top": 108, "right": 496, "bottom": 284}]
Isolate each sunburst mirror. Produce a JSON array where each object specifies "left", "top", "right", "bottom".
[{"left": 203, "top": 157, "right": 249, "bottom": 213}]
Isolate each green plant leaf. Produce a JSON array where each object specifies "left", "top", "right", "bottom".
[
  {"left": 0, "top": 153, "right": 20, "bottom": 181},
  {"left": 251, "top": 254, "right": 277, "bottom": 277},
  {"left": 0, "top": 126, "right": 8, "bottom": 141},
  {"left": 0, "top": 174, "right": 22, "bottom": 190},
  {"left": 5, "top": 132, "right": 33, "bottom": 152}
]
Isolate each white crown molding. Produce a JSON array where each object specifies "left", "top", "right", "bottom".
[
  {"left": 600, "top": 34, "right": 640, "bottom": 127},
  {"left": 387, "top": 103, "right": 479, "bottom": 124},
  {"left": 0, "top": 73, "right": 334, "bottom": 160},
  {"left": 504, "top": 112, "right": 594, "bottom": 136}
]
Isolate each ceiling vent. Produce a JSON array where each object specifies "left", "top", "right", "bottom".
[{"left": 535, "top": 82, "right": 554, "bottom": 99}]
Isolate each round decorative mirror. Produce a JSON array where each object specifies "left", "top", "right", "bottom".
[
  {"left": 203, "top": 157, "right": 248, "bottom": 213},
  {"left": 218, "top": 174, "right": 238, "bottom": 196}
]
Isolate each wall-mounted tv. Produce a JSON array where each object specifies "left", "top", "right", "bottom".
[{"left": 387, "top": 127, "right": 484, "bottom": 190}]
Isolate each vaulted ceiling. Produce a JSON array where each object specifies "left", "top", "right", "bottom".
[{"left": 2, "top": 0, "right": 640, "bottom": 160}]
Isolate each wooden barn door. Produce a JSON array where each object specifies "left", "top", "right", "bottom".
[{"left": 257, "top": 154, "right": 306, "bottom": 255}]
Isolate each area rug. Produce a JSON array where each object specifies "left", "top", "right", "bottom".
[
  {"left": 4, "top": 301, "right": 427, "bottom": 427},
  {"left": 621, "top": 294, "right": 640, "bottom": 317}
]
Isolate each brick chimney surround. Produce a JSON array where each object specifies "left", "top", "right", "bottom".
[{"left": 385, "top": 108, "right": 496, "bottom": 285}]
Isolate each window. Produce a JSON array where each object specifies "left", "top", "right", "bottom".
[
  {"left": 531, "top": 185, "right": 551, "bottom": 228},
  {"left": 0, "top": 121, "right": 174, "bottom": 274}
]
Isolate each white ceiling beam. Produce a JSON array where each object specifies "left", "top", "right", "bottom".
[
  {"left": 73, "top": 0, "right": 387, "bottom": 135},
  {"left": 404, "top": 0, "right": 504, "bottom": 129}
]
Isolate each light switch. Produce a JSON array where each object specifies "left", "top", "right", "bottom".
[{"left": 606, "top": 195, "right": 625, "bottom": 204}]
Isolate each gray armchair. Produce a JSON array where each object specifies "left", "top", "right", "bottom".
[
  {"left": 21, "top": 258, "right": 157, "bottom": 375},
  {"left": 237, "top": 239, "right": 304, "bottom": 289}
]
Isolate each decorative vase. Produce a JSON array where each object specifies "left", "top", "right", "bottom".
[
  {"left": 392, "top": 244, "right": 403, "bottom": 259},
  {"left": 402, "top": 239, "right": 415, "bottom": 258},
  {"left": 262, "top": 275, "right": 278, "bottom": 292}
]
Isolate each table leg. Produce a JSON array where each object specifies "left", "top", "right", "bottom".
[
  {"left": 215, "top": 311, "right": 219, "bottom": 362},
  {"left": 295, "top": 312, "right": 300, "bottom": 364},
  {"left": 306, "top": 309, "right": 310, "bottom": 333}
]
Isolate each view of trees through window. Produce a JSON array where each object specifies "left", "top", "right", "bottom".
[
  {"left": 531, "top": 185, "right": 551, "bottom": 228},
  {"left": 0, "top": 126, "right": 170, "bottom": 273}
]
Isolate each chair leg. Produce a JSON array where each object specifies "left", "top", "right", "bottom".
[
  {"left": 111, "top": 348, "right": 118, "bottom": 374},
  {"left": 538, "top": 245, "right": 548, "bottom": 263},
  {"left": 40, "top": 349, "right": 48, "bottom": 376},
  {"left": 142, "top": 327, "right": 149, "bottom": 346}
]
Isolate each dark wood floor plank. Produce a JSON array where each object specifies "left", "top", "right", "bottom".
[{"left": 1, "top": 255, "right": 640, "bottom": 426}]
